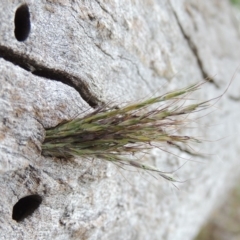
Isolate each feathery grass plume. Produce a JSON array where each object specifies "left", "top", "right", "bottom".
[{"left": 42, "top": 82, "right": 211, "bottom": 182}]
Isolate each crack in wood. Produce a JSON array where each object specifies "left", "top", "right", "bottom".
[
  {"left": 0, "top": 45, "right": 99, "bottom": 108},
  {"left": 171, "top": 9, "right": 219, "bottom": 88}
]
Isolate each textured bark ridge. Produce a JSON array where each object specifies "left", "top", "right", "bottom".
[{"left": 1, "top": 1, "right": 240, "bottom": 239}]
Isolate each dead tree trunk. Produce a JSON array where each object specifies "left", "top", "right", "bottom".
[{"left": 1, "top": 0, "right": 240, "bottom": 239}]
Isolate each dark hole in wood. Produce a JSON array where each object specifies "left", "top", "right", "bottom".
[
  {"left": 14, "top": 4, "right": 31, "bottom": 41},
  {"left": 12, "top": 195, "right": 42, "bottom": 222}
]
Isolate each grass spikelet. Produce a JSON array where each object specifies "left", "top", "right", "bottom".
[{"left": 41, "top": 82, "right": 213, "bottom": 182}]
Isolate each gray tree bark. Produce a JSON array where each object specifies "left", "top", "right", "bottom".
[{"left": 1, "top": 0, "right": 240, "bottom": 239}]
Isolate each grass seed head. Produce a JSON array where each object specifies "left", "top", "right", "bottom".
[{"left": 41, "top": 82, "right": 214, "bottom": 182}]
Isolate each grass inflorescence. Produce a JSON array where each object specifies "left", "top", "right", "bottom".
[{"left": 42, "top": 83, "right": 212, "bottom": 182}]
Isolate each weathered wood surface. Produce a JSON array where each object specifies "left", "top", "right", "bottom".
[{"left": 0, "top": 0, "right": 240, "bottom": 239}]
